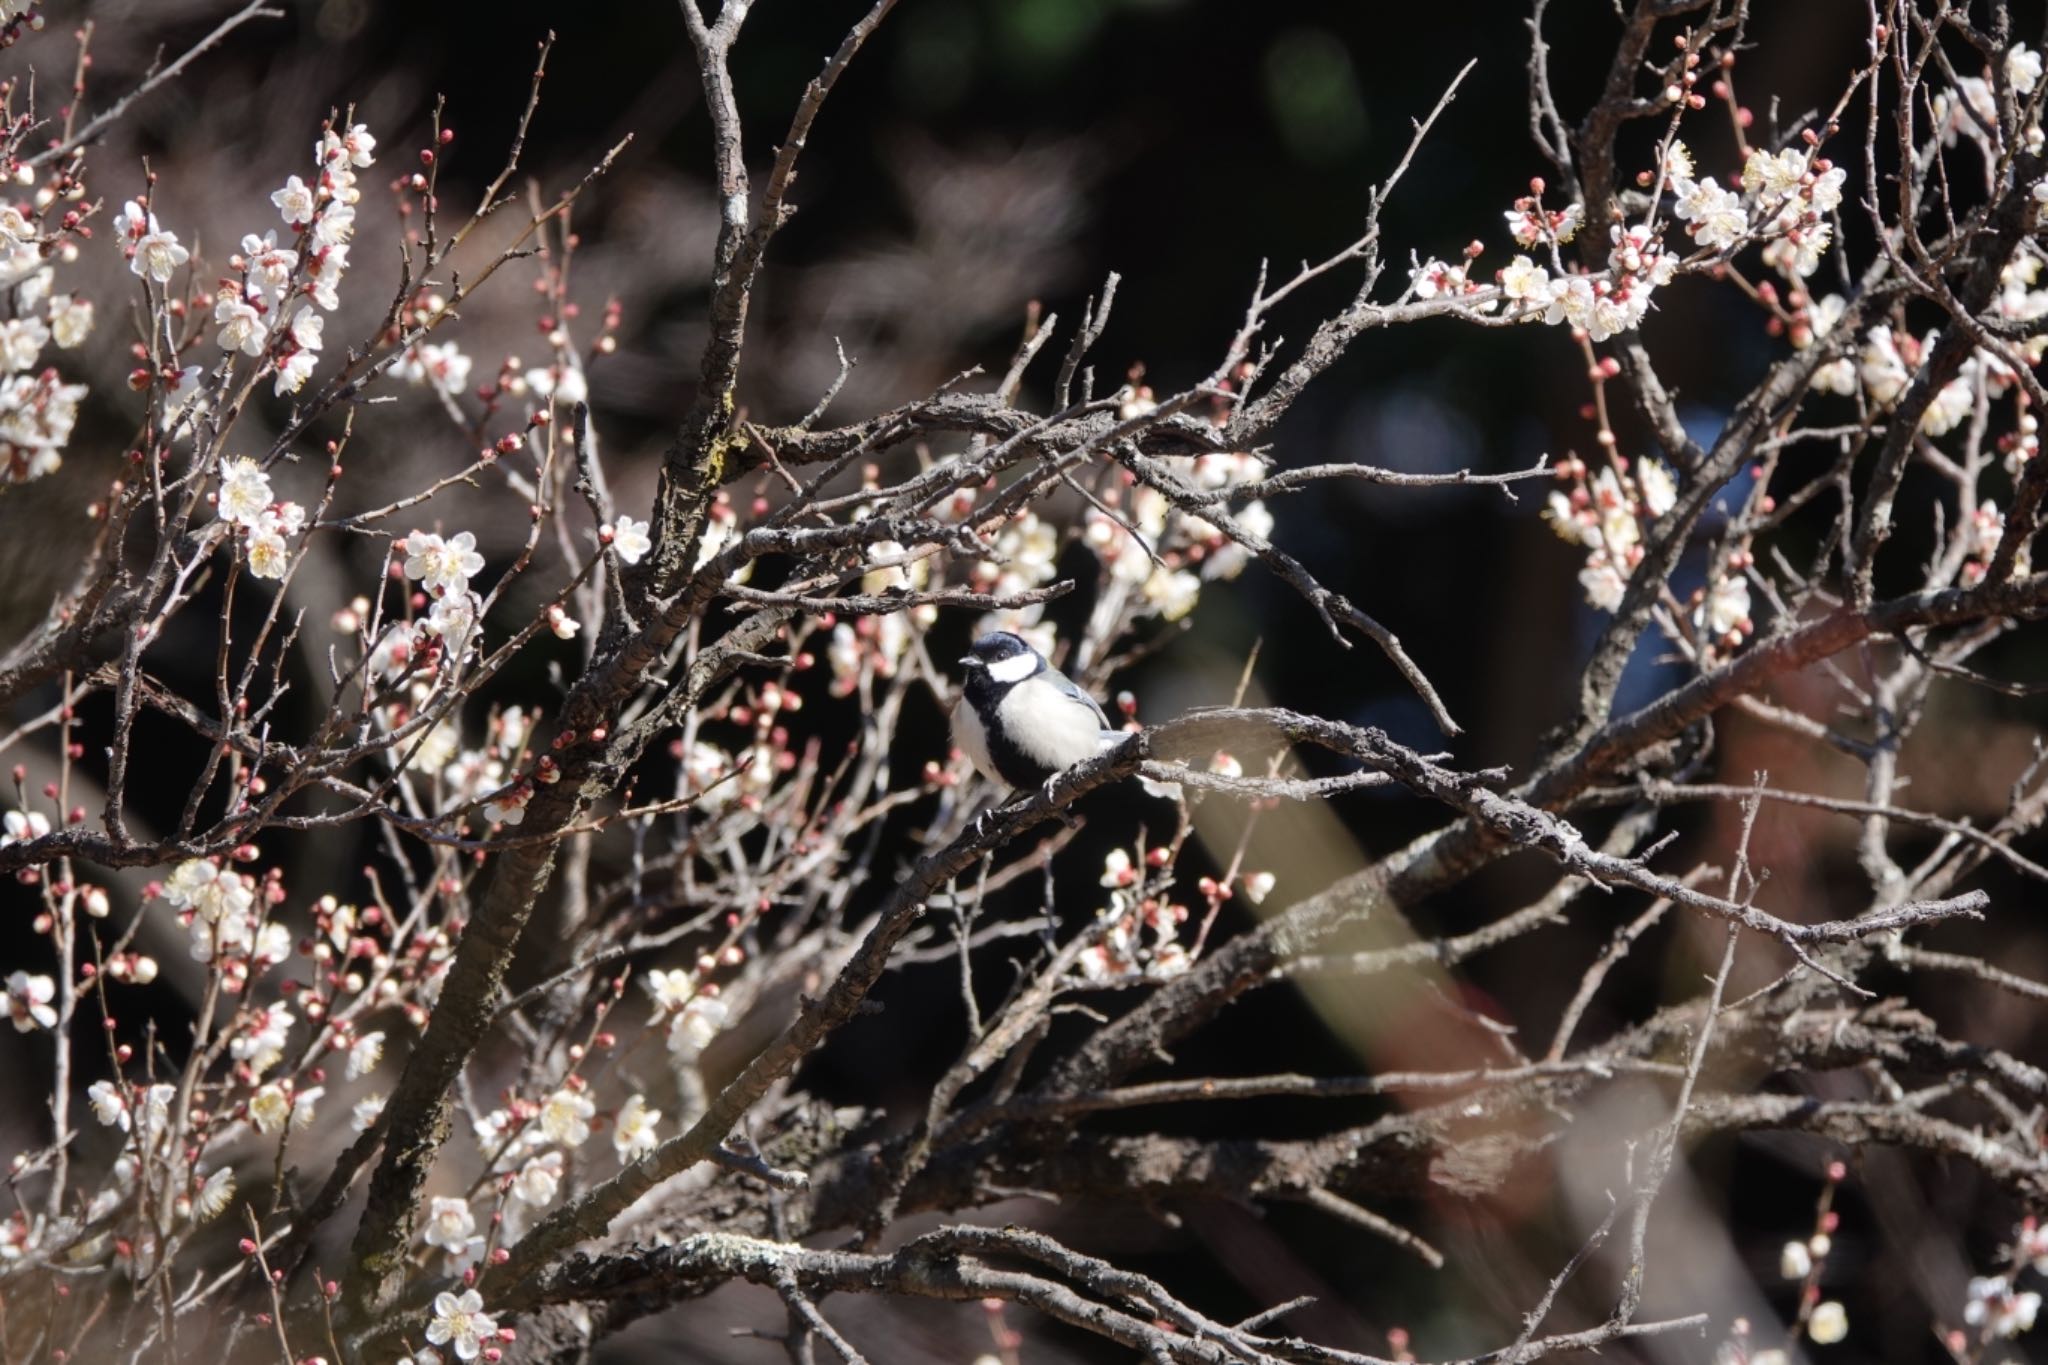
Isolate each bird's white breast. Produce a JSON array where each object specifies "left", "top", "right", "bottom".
[
  {"left": 951, "top": 693, "right": 998, "bottom": 782},
  {"left": 998, "top": 675, "right": 1109, "bottom": 769}
]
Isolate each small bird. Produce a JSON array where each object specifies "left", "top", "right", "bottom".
[{"left": 953, "top": 631, "right": 1118, "bottom": 791}]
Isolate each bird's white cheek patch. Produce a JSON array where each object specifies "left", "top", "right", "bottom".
[{"left": 987, "top": 653, "right": 1038, "bottom": 684}]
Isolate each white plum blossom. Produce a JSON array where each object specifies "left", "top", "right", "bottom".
[
  {"left": 87, "top": 1080, "right": 127, "bottom": 1129},
  {"left": 1500, "top": 254, "right": 1550, "bottom": 303},
  {"left": 48, "top": 294, "right": 92, "bottom": 349},
  {"left": 2010, "top": 44, "right": 2043, "bottom": 95},
  {"left": 310, "top": 245, "right": 349, "bottom": 310},
  {"left": 513, "top": 1150, "right": 564, "bottom": 1206},
  {"left": 443, "top": 750, "right": 506, "bottom": 808},
  {"left": 539, "top": 1086, "right": 596, "bottom": 1147},
  {"left": 243, "top": 526, "right": 291, "bottom": 581},
  {"left": 1543, "top": 274, "right": 1596, "bottom": 332},
  {"left": 1579, "top": 554, "right": 1627, "bottom": 611},
  {"left": 288, "top": 305, "right": 324, "bottom": 352},
  {"left": 217, "top": 457, "right": 274, "bottom": 526},
  {"left": 241, "top": 231, "right": 298, "bottom": 299},
  {"left": 320, "top": 122, "right": 379, "bottom": 170},
  {"left": 1637, "top": 460, "right": 1677, "bottom": 516},
  {"left": 248, "top": 1084, "right": 292, "bottom": 1136},
  {"left": 246, "top": 502, "right": 305, "bottom": 581},
  {"left": 274, "top": 347, "right": 318, "bottom": 396},
  {"left": 5, "top": 971, "right": 56, "bottom": 1032},
  {"left": 1141, "top": 566, "right": 1201, "bottom": 621},
  {"left": 668, "top": 994, "right": 729, "bottom": 1055},
  {"left": 162, "top": 858, "right": 262, "bottom": 967},
  {"left": 158, "top": 365, "right": 208, "bottom": 438},
  {"left": 406, "top": 719, "right": 461, "bottom": 775},
  {"left": 482, "top": 785, "right": 530, "bottom": 825},
  {"left": 1809, "top": 163, "right": 1847, "bottom": 214},
  {"left": 1543, "top": 492, "right": 1595, "bottom": 548},
  {"left": 1701, "top": 574, "right": 1753, "bottom": 640},
  {"left": 193, "top": 1166, "right": 235, "bottom": 1222},
  {"left": 252, "top": 922, "right": 291, "bottom": 968},
  {"left": 215, "top": 295, "right": 265, "bottom": 356},
  {"left": 120, "top": 200, "right": 190, "bottom": 283},
  {"left": 422, "top": 1195, "right": 479, "bottom": 1256},
  {"left": 1672, "top": 176, "right": 1747, "bottom": 250},
  {"left": 1935, "top": 76, "right": 1999, "bottom": 147},
  {"left": 352, "top": 1095, "right": 386, "bottom": 1133},
  {"left": 1921, "top": 372, "right": 1976, "bottom": 436},
  {"left": 404, "top": 530, "right": 485, "bottom": 593},
  {"left": 1762, "top": 219, "right": 1832, "bottom": 278},
  {"left": 398, "top": 340, "right": 472, "bottom": 392},
  {"left": 1807, "top": 1301, "right": 1849, "bottom": 1345},
  {"left": 310, "top": 199, "right": 356, "bottom": 250},
  {"left": 0, "top": 316, "right": 45, "bottom": 372},
  {"left": 1504, "top": 200, "right": 1583, "bottom": 247},
  {"left": 1740, "top": 147, "right": 1807, "bottom": 199},
  {"left": 424, "top": 590, "right": 484, "bottom": 657},
  {"left": 347, "top": 1031, "right": 385, "bottom": 1080},
  {"left": 1410, "top": 258, "right": 1469, "bottom": 300},
  {"left": 526, "top": 362, "right": 590, "bottom": 405},
  {"left": 643, "top": 967, "right": 698, "bottom": 1017},
  {"left": 1967, "top": 1275, "right": 2043, "bottom": 1338},
  {"left": 1099, "top": 849, "right": 1134, "bottom": 888},
  {"left": 272, "top": 175, "right": 316, "bottom": 226},
  {"left": 610, "top": 515, "right": 652, "bottom": 565},
  {"left": 230, "top": 1005, "right": 295, "bottom": 1078},
  {"left": 425, "top": 1289, "right": 497, "bottom": 1362},
  {"left": 1, "top": 809, "right": 47, "bottom": 847},
  {"left": 367, "top": 622, "right": 419, "bottom": 681},
  {"left": 137, "top": 1084, "right": 176, "bottom": 1142},
  {"left": 692, "top": 509, "right": 743, "bottom": 573},
  {"left": 1591, "top": 467, "right": 1640, "bottom": 558},
  {"left": 1812, "top": 356, "right": 1857, "bottom": 395},
  {"left": 1780, "top": 1240, "right": 1813, "bottom": 1280},
  {"left": 613, "top": 1094, "right": 661, "bottom": 1159},
  {"left": 1203, "top": 500, "right": 1271, "bottom": 580},
  {"left": 1859, "top": 326, "right": 1911, "bottom": 406}
]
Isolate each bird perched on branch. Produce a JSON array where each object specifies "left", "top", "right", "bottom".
[{"left": 953, "top": 631, "right": 1120, "bottom": 791}]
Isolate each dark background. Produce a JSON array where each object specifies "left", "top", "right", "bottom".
[{"left": 4, "top": 1, "right": 2047, "bottom": 1361}]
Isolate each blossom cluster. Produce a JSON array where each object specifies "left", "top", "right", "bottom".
[
  {"left": 1399, "top": 45, "right": 2048, "bottom": 665},
  {"left": 1490, "top": 54, "right": 2047, "bottom": 648},
  {"left": 1083, "top": 387, "right": 1272, "bottom": 627},
  {"left": 0, "top": 168, "right": 92, "bottom": 483},
  {"left": 1447, "top": 130, "right": 1847, "bottom": 346},
  {"left": 214, "top": 456, "right": 309, "bottom": 579},
  {"left": 35, "top": 847, "right": 575, "bottom": 1287},
  {"left": 213, "top": 122, "right": 371, "bottom": 394},
  {"left": 1538, "top": 449, "right": 1756, "bottom": 647},
  {"left": 1957, "top": 1218, "right": 2048, "bottom": 1343},
  {"left": 1073, "top": 844, "right": 1211, "bottom": 984}
]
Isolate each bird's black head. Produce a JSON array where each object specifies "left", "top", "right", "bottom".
[{"left": 960, "top": 631, "right": 1044, "bottom": 687}]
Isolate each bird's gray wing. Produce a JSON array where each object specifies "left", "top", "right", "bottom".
[{"left": 1047, "top": 668, "right": 1111, "bottom": 729}]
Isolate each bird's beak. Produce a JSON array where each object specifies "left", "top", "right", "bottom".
[{"left": 958, "top": 656, "right": 979, "bottom": 669}]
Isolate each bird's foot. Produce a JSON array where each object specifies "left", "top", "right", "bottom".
[{"left": 1039, "top": 773, "right": 1083, "bottom": 829}]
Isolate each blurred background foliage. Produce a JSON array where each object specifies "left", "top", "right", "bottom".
[{"left": 3, "top": 1, "right": 2046, "bottom": 1361}]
